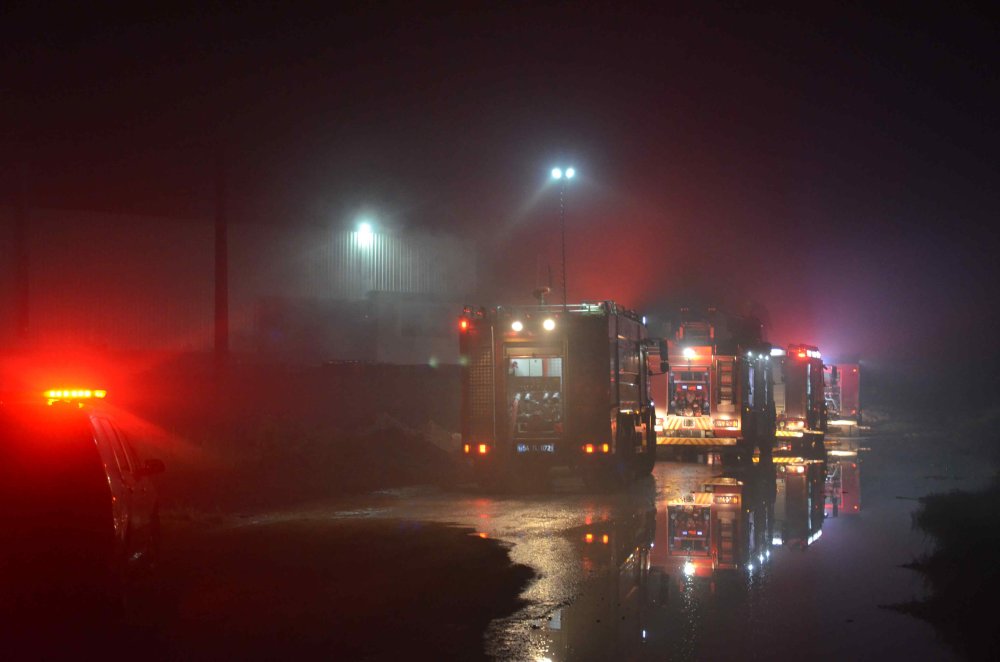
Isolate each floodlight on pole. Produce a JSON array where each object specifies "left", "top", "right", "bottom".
[
  {"left": 550, "top": 166, "right": 576, "bottom": 308},
  {"left": 357, "top": 220, "right": 375, "bottom": 248}
]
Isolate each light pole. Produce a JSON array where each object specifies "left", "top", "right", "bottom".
[{"left": 550, "top": 166, "right": 575, "bottom": 307}]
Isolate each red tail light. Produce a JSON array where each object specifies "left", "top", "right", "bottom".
[
  {"left": 459, "top": 318, "right": 469, "bottom": 331},
  {"left": 477, "top": 443, "right": 489, "bottom": 455},
  {"left": 583, "top": 444, "right": 595, "bottom": 454},
  {"left": 601, "top": 443, "right": 610, "bottom": 453}
]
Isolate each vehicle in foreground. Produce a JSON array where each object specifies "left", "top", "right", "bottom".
[{"left": 0, "top": 388, "right": 164, "bottom": 616}]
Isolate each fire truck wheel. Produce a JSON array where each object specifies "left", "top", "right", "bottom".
[{"left": 635, "top": 448, "right": 655, "bottom": 476}]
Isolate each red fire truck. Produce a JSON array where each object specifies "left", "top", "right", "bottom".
[
  {"left": 458, "top": 302, "right": 660, "bottom": 490},
  {"left": 824, "top": 362, "right": 862, "bottom": 426},
  {"left": 771, "top": 344, "right": 827, "bottom": 457},
  {"left": 650, "top": 310, "right": 775, "bottom": 461}
]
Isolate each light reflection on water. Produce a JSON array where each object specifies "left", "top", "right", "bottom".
[{"left": 492, "top": 436, "right": 965, "bottom": 661}]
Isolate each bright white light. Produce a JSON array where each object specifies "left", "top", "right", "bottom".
[
  {"left": 565, "top": 167, "right": 576, "bottom": 179},
  {"left": 551, "top": 167, "right": 563, "bottom": 180},
  {"left": 759, "top": 554, "right": 765, "bottom": 564},
  {"left": 357, "top": 221, "right": 374, "bottom": 247},
  {"left": 543, "top": 318, "right": 556, "bottom": 331},
  {"left": 511, "top": 320, "right": 524, "bottom": 332},
  {"left": 682, "top": 347, "right": 696, "bottom": 360},
  {"left": 747, "top": 563, "right": 754, "bottom": 573},
  {"left": 683, "top": 561, "right": 696, "bottom": 577}
]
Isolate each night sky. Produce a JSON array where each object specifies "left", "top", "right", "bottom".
[{"left": 4, "top": 3, "right": 999, "bottom": 404}]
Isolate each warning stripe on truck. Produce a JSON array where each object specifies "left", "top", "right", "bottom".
[{"left": 656, "top": 436, "right": 738, "bottom": 446}]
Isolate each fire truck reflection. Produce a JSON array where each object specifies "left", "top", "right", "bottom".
[
  {"left": 536, "top": 509, "right": 660, "bottom": 662},
  {"left": 654, "top": 463, "right": 777, "bottom": 587},
  {"left": 773, "top": 455, "right": 826, "bottom": 547},
  {"left": 825, "top": 450, "right": 861, "bottom": 517}
]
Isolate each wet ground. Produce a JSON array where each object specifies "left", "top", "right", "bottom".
[{"left": 10, "top": 429, "right": 990, "bottom": 660}]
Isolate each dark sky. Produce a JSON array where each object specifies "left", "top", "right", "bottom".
[{"left": 4, "top": 3, "right": 999, "bottom": 379}]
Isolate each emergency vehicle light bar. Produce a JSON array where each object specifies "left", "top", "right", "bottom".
[
  {"left": 45, "top": 389, "right": 107, "bottom": 400},
  {"left": 44, "top": 388, "right": 108, "bottom": 405}
]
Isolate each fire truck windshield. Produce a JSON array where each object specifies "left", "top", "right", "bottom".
[
  {"left": 507, "top": 354, "right": 563, "bottom": 438},
  {"left": 669, "top": 370, "right": 710, "bottom": 416}
]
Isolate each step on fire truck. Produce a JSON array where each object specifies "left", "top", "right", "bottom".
[
  {"left": 650, "top": 309, "right": 775, "bottom": 463},
  {"left": 459, "top": 301, "right": 662, "bottom": 491},
  {"left": 771, "top": 344, "right": 827, "bottom": 458}
]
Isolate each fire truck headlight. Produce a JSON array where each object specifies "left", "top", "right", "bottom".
[
  {"left": 682, "top": 348, "right": 696, "bottom": 360},
  {"left": 683, "top": 561, "right": 696, "bottom": 577},
  {"left": 511, "top": 320, "right": 524, "bottom": 332},
  {"left": 542, "top": 318, "right": 556, "bottom": 331}
]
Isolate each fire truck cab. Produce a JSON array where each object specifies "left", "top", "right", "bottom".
[{"left": 458, "top": 302, "right": 658, "bottom": 490}]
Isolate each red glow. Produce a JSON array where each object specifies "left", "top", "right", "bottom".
[
  {"left": 477, "top": 443, "right": 489, "bottom": 454},
  {"left": 584, "top": 444, "right": 595, "bottom": 454},
  {"left": 459, "top": 318, "right": 469, "bottom": 331},
  {"left": 601, "top": 443, "right": 610, "bottom": 453}
]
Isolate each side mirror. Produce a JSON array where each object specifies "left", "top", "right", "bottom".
[{"left": 137, "top": 458, "right": 165, "bottom": 477}]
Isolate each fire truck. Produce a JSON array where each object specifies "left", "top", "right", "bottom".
[
  {"left": 458, "top": 302, "right": 660, "bottom": 490},
  {"left": 771, "top": 344, "right": 827, "bottom": 457},
  {"left": 651, "top": 310, "right": 775, "bottom": 461},
  {"left": 824, "top": 362, "right": 862, "bottom": 426}
]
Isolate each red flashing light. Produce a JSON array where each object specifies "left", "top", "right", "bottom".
[
  {"left": 459, "top": 318, "right": 469, "bottom": 331},
  {"left": 584, "top": 444, "right": 595, "bottom": 454},
  {"left": 585, "top": 533, "right": 594, "bottom": 543},
  {"left": 601, "top": 443, "right": 610, "bottom": 453},
  {"left": 477, "top": 443, "right": 489, "bottom": 455},
  {"left": 797, "top": 352, "right": 807, "bottom": 358}
]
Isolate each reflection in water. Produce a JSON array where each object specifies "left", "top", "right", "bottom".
[{"left": 531, "top": 458, "right": 848, "bottom": 661}]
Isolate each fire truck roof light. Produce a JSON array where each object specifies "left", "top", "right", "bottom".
[
  {"left": 459, "top": 318, "right": 469, "bottom": 331},
  {"left": 770, "top": 348, "right": 786, "bottom": 356},
  {"left": 44, "top": 388, "right": 107, "bottom": 403}
]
